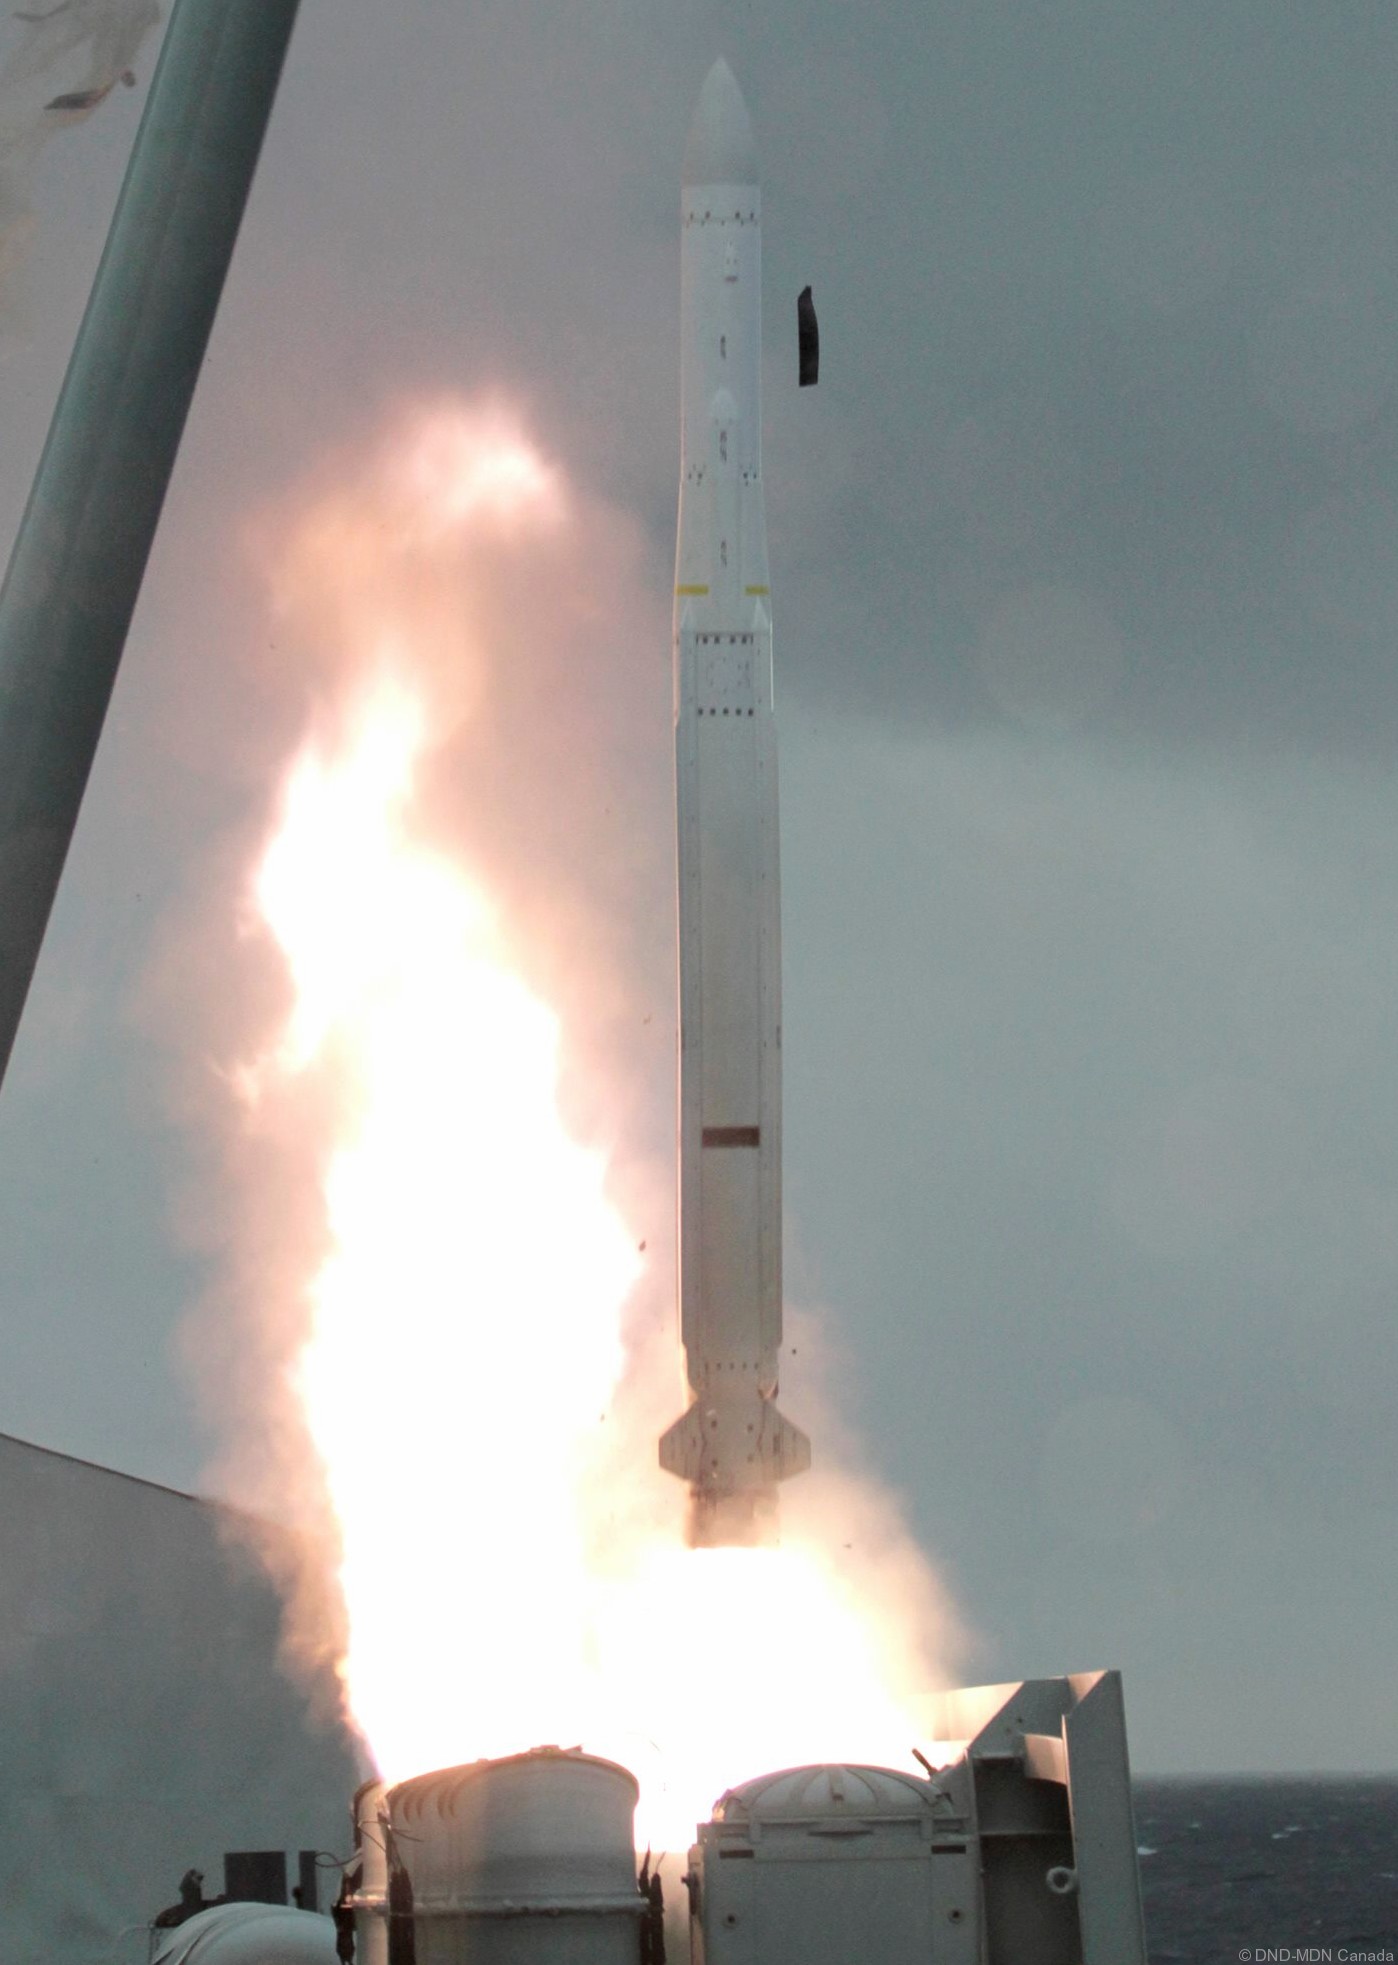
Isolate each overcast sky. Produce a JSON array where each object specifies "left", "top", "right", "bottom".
[{"left": 1, "top": 0, "right": 1396, "bottom": 1776}]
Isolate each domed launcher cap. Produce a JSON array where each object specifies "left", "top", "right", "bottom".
[
  {"left": 683, "top": 58, "right": 758, "bottom": 186},
  {"left": 150, "top": 1904, "right": 337, "bottom": 1964},
  {"left": 713, "top": 1763, "right": 937, "bottom": 1825}
]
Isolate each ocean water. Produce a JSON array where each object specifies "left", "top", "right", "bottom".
[{"left": 1135, "top": 1778, "right": 1398, "bottom": 1964}]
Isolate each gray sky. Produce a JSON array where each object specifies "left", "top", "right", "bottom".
[{"left": 1, "top": 0, "right": 1396, "bottom": 1776}]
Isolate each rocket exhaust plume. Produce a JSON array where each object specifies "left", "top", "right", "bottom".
[
  {"left": 258, "top": 675, "right": 642, "bottom": 1771},
  {"left": 178, "top": 391, "right": 959, "bottom": 1851},
  {"left": 185, "top": 391, "right": 963, "bottom": 1847}
]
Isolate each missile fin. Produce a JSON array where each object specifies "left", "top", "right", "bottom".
[
  {"left": 658, "top": 1399, "right": 811, "bottom": 1486},
  {"left": 658, "top": 1404, "right": 707, "bottom": 1483}
]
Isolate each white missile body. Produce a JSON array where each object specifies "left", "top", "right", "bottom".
[{"left": 659, "top": 61, "right": 810, "bottom": 1545}]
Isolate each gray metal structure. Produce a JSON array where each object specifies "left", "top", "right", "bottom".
[
  {"left": 0, "top": 1430, "right": 358, "bottom": 1963},
  {"left": 0, "top": 0, "right": 301, "bottom": 1091},
  {"left": 352, "top": 1751, "right": 647, "bottom": 1965},
  {"left": 687, "top": 1673, "right": 1148, "bottom": 1964}
]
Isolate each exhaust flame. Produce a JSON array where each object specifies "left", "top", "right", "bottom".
[
  {"left": 256, "top": 679, "right": 639, "bottom": 1769},
  {"left": 229, "top": 399, "right": 957, "bottom": 1853}
]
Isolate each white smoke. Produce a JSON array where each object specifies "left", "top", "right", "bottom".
[{"left": 0, "top": 1, "right": 160, "bottom": 313}]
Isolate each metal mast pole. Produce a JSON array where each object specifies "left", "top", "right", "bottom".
[{"left": 0, "top": 0, "right": 302, "bottom": 1090}]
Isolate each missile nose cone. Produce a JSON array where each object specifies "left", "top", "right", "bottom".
[{"left": 683, "top": 58, "right": 757, "bottom": 187}]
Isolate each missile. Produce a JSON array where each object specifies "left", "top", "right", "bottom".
[{"left": 659, "top": 60, "right": 811, "bottom": 1546}]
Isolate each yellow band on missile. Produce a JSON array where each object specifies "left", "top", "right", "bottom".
[
  {"left": 745, "top": 585, "right": 769, "bottom": 595},
  {"left": 675, "top": 584, "right": 709, "bottom": 595}
]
